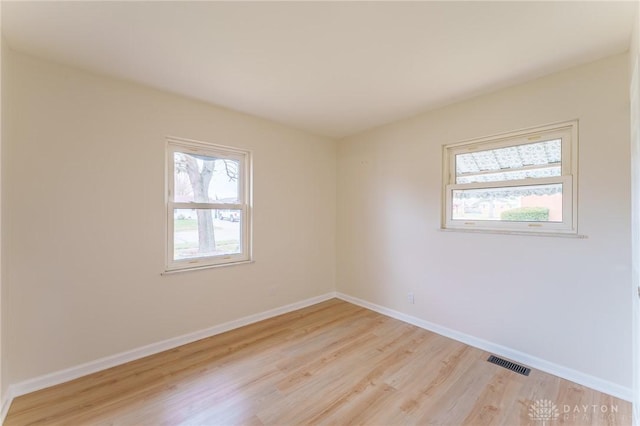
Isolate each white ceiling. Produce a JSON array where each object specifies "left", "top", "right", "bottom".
[{"left": 2, "top": 1, "right": 637, "bottom": 139}]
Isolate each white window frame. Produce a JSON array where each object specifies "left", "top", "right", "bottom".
[
  {"left": 165, "top": 137, "right": 252, "bottom": 272},
  {"left": 442, "top": 120, "right": 578, "bottom": 235}
]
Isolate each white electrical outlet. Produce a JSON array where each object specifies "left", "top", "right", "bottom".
[{"left": 407, "top": 292, "right": 415, "bottom": 304}]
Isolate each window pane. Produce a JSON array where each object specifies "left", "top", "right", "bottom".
[
  {"left": 455, "top": 139, "right": 561, "bottom": 183},
  {"left": 174, "top": 152, "right": 240, "bottom": 203},
  {"left": 452, "top": 183, "right": 562, "bottom": 222},
  {"left": 173, "top": 209, "right": 241, "bottom": 260}
]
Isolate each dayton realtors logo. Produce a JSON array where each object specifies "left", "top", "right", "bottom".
[
  {"left": 528, "top": 399, "right": 624, "bottom": 425},
  {"left": 529, "top": 399, "right": 559, "bottom": 426}
]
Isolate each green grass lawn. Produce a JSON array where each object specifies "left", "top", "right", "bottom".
[
  {"left": 174, "top": 218, "right": 197, "bottom": 232},
  {"left": 174, "top": 219, "right": 239, "bottom": 256}
]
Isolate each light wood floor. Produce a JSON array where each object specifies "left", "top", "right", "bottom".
[{"left": 5, "top": 299, "right": 632, "bottom": 425}]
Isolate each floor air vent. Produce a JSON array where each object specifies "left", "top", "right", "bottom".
[{"left": 487, "top": 355, "right": 531, "bottom": 376}]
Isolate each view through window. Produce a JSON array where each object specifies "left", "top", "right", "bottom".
[
  {"left": 443, "top": 121, "right": 577, "bottom": 234},
  {"left": 167, "top": 138, "right": 251, "bottom": 271}
]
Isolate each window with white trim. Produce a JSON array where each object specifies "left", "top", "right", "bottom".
[
  {"left": 442, "top": 120, "right": 578, "bottom": 234},
  {"left": 166, "top": 137, "right": 251, "bottom": 271}
]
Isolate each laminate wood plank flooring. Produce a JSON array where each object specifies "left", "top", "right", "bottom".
[{"left": 4, "top": 299, "right": 632, "bottom": 425}]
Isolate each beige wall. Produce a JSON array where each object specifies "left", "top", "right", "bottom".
[
  {"left": 0, "top": 36, "right": 634, "bottom": 404},
  {"left": 630, "top": 7, "right": 640, "bottom": 422},
  {"left": 337, "top": 54, "right": 632, "bottom": 390},
  {"left": 1, "top": 47, "right": 336, "bottom": 385}
]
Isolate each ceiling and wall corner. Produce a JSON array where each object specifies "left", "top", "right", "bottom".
[{"left": 1, "top": 1, "right": 636, "bottom": 139}]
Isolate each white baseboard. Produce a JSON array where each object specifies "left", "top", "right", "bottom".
[
  {"left": 1, "top": 387, "right": 15, "bottom": 425},
  {"left": 1, "top": 292, "right": 336, "bottom": 423},
  {"left": 336, "top": 292, "right": 633, "bottom": 402}
]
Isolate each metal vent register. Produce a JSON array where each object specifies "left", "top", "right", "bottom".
[{"left": 487, "top": 355, "right": 531, "bottom": 376}]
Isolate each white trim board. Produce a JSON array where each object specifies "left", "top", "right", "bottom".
[
  {"left": 335, "top": 292, "right": 633, "bottom": 402},
  {"left": 0, "top": 387, "right": 15, "bottom": 425},
  {"left": 0, "top": 292, "right": 336, "bottom": 424}
]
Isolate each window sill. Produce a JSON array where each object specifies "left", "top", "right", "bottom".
[
  {"left": 439, "top": 228, "right": 588, "bottom": 239},
  {"left": 162, "top": 259, "right": 254, "bottom": 275}
]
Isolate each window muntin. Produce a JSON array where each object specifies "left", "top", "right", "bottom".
[
  {"left": 443, "top": 121, "right": 577, "bottom": 234},
  {"left": 167, "top": 138, "right": 251, "bottom": 271}
]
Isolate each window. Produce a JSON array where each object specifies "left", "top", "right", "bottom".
[
  {"left": 166, "top": 137, "right": 251, "bottom": 271},
  {"left": 442, "top": 120, "right": 578, "bottom": 234}
]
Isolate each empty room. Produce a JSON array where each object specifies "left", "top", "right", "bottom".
[{"left": 1, "top": 1, "right": 639, "bottom": 425}]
